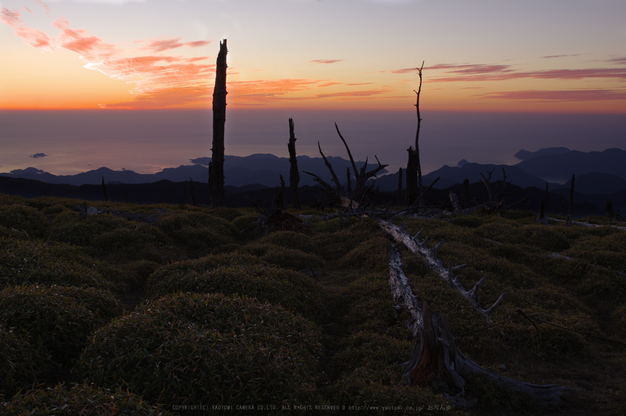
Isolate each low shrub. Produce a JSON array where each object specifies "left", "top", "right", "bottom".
[
  {"left": 88, "top": 223, "right": 173, "bottom": 262},
  {"left": 0, "top": 325, "right": 53, "bottom": 399},
  {"left": 521, "top": 225, "right": 571, "bottom": 252},
  {"left": 148, "top": 262, "right": 327, "bottom": 322},
  {"left": 0, "top": 226, "right": 31, "bottom": 241},
  {"left": 0, "top": 205, "right": 48, "bottom": 238},
  {"left": 3, "top": 383, "right": 171, "bottom": 415},
  {"left": 326, "top": 340, "right": 459, "bottom": 416},
  {"left": 242, "top": 242, "right": 326, "bottom": 271},
  {"left": 74, "top": 293, "right": 323, "bottom": 407},
  {"left": 0, "top": 238, "right": 114, "bottom": 291},
  {"left": 0, "top": 285, "right": 122, "bottom": 365},
  {"left": 231, "top": 214, "right": 264, "bottom": 239},
  {"left": 254, "top": 230, "right": 314, "bottom": 252},
  {"left": 339, "top": 237, "right": 390, "bottom": 274},
  {"left": 208, "top": 206, "right": 244, "bottom": 222}
]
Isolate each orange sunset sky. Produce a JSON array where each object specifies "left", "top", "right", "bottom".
[{"left": 2, "top": 0, "right": 626, "bottom": 113}]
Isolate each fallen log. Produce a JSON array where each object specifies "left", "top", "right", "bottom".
[
  {"left": 378, "top": 218, "right": 506, "bottom": 322},
  {"left": 387, "top": 245, "right": 572, "bottom": 407}
]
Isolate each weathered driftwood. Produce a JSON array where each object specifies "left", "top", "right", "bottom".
[
  {"left": 378, "top": 218, "right": 506, "bottom": 322},
  {"left": 210, "top": 39, "right": 228, "bottom": 207},
  {"left": 387, "top": 245, "right": 571, "bottom": 407}
]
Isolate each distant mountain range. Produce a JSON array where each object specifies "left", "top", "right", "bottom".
[
  {"left": 0, "top": 154, "right": 385, "bottom": 189},
  {"left": 2, "top": 147, "right": 626, "bottom": 215}
]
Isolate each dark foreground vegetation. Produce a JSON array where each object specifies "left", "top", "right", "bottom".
[{"left": 1, "top": 193, "right": 626, "bottom": 415}]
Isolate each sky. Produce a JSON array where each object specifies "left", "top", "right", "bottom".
[{"left": 1, "top": 0, "right": 625, "bottom": 176}]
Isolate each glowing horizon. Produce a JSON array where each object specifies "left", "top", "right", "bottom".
[{"left": 1, "top": 0, "right": 626, "bottom": 113}]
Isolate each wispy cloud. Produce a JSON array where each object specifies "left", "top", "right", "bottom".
[
  {"left": 1, "top": 3, "right": 213, "bottom": 109},
  {"left": 310, "top": 59, "right": 344, "bottom": 64},
  {"left": 30, "top": 152, "right": 48, "bottom": 158},
  {"left": 140, "top": 38, "right": 210, "bottom": 52},
  {"left": 541, "top": 54, "right": 580, "bottom": 59},
  {"left": 1, "top": 7, "right": 54, "bottom": 50},
  {"left": 482, "top": 89, "right": 626, "bottom": 101},
  {"left": 404, "top": 61, "right": 626, "bottom": 82}
]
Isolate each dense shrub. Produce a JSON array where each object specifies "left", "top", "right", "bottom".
[
  {"left": 148, "top": 262, "right": 328, "bottom": 322},
  {"left": 242, "top": 243, "right": 326, "bottom": 271},
  {"left": 74, "top": 293, "right": 323, "bottom": 407},
  {"left": 157, "top": 212, "right": 240, "bottom": 257},
  {"left": 149, "top": 252, "right": 263, "bottom": 279},
  {"left": 0, "top": 205, "right": 48, "bottom": 238},
  {"left": 326, "top": 332, "right": 458, "bottom": 414},
  {"left": 48, "top": 211, "right": 129, "bottom": 247},
  {"left": 0, "top": 325, "right": 53, "bottom": 399},
  {"left": 231, "top": 213, "right": 263, "bottom": 239},
  {"left": 0, "top": 238, "right": 114, "bottom": 291},
  {"left": 339, "top": 237, "right": 390, "bottom": 274},
  {"left": 310, "top": 220, "right": 382, "bottom": 261},
  {"left": 208, "top": 206, "right": 244, "bottom": 222},
  {"left": 0, "top": 285, "right": 121, "bottom": 365},
  {"left": 3, "top": 384, "right": 171, "bottom": 415},
  {"left": 254, "top": 230, "right": 314, "bottom": 252},
  {"left": 521, "top": 225, "right": 571, "bottom": 252},
  {"left": 0, "top": 226, "right": 31, "bottom": 241},
  {"left": 88, "top": 223, "right": 173, "bottom": 262}
]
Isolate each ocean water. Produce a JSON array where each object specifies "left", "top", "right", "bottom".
[{"left": 1, "top": 109, "right": 624, "bottom": 176}]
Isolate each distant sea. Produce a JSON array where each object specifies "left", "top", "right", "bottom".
[{"left": 1, "top": 109, "right": 624, "bottom": 177}]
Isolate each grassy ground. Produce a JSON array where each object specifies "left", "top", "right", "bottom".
[{"left": 1, "top": 194, "right": 625, "bottom": 415}]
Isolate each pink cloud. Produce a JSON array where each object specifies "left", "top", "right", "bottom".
[
  {"left": 2, "top": 3, "right": 215, "bottom": 109},
  {"left": 1, "top": 7, "right": 53, "bottom": 50},
  {"left": 318, "top": 81, "right": 343, "bottom": 88},
  {"left": 53, "top": 17, "right": 119, "bottom": 60},
  {"left": 184, "top": 40, "right": 210, "bottom": 48},
  {"left": 310, "top": 59, "right": 344, "bottom": 64},
  {"left": 482, "top": 89, "right": 626, "bottom": 101},
  {"left": 139, "top": 38, "right": 210, "bottom": 53},
  {"left": 143, "top": 38, "right": 184, "bottom": 52}
]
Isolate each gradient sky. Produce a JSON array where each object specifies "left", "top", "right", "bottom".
[{"left": 1, "top": 0, "right": 626, "bottom": 176}]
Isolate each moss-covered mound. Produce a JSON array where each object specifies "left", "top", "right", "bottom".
[
  {"left": 74, "top": 293, "right": 323, "bottom": 407},
  {"left": 0, "top": 238, "right": 113, "bottom": 291},
  {"left": 3, "top": 384, "right": 171, "bottom": 415},
  {"left": 0, "top": 285, "right": 122, "bottom": 365},
  {"left": 242, "top": 243, "right": 326, "bottom": 271},
  {"left": 326, "top": 331, "right": 459, "bottom": 414},
  {"left": 157, "top": 211, "right": 240, "bottom": 256},
  {"left": 0, "top": 205, "right": 48, "bottom": 239},
  {"left": 148, "top": 258, "right": 328, "bottom": 322},
  {"left": 0, "top": 325, "right": 53, "bottom": 399}
]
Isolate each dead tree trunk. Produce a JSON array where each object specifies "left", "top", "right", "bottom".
[
  {"left": 406, "top": 62, "right": 425, "bottom": 207},
  {"left": 273, "top": 175, "right": 285, "bottom": 211},
  {"left": 397, "top": 167, "right": 403, "bottom": 205},
  {"left": 406, "top": 146, "right": 419, "bottom": 205},
  {"left": 210, "top": 39, "right": 228, "bottom": 207},
  {"left": 537, "top": 182, "right": 549, "bottom": 224},
  {"left": 101, "top": 176, "right": 108, "bottom": 202},
  {"left": 566, "top": 174, "right": 575, "bottom": 227},
  {"left": 287, "top": 118, "right": 301, "bottom": 209},
  {"left": 387, "top": 245, "right": 571, "bottom": 407}
]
